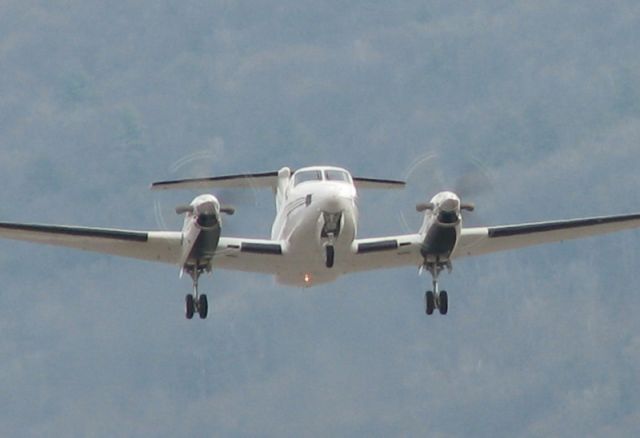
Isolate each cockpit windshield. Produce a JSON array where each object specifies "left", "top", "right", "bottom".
[
  {"left": 324, "top": 169, "right": 350, "bottom": 183},
  {"left": 293, "top": 170, "right": 323, "bottom": 186}
]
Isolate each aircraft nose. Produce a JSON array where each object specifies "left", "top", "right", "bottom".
[{"left": 321, "top": 194, "right": 352, "bottom": 213}]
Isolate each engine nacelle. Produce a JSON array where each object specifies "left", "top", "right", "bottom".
[
  {"left": 177, "top": 194, "right": 224, "bottom": 270},
  {"left": 436, "top": 196, "right": 461, "bottom": 225},
  {"left": 190, "top": 194, "right": 221, "bottom": 230},
  {"left": 419, "top": 191, "right": 462, "bottom": 259},
  {"left": 176, "top": 194, "right": 223, "bottom": 231}
]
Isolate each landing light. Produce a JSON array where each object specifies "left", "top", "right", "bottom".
[{"left": 304, "top": 273, "right": 311, "bottom": 285}]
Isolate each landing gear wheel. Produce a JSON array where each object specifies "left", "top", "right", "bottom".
[
  {"left": 438, "top": 291, "right": 448, "bottom": 315},
  {"left": 185, "top": 294, "right": 195, "bottom": 320},
  {"left": 425, "top": 291, "right": 435, "bottom": 315},
  {"left": 198, "top": 294, "right": 209, "bottom": 319},
  {"left": 325, "top": 245, "right": 335, "bottom": 268}
]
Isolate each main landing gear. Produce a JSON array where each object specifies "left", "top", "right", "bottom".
[
  {"left": 185, "top": 267, "right": 208, "bottom": 320},
  {"left": 423, "top": 260, "right": 450, "bottom": 316}
]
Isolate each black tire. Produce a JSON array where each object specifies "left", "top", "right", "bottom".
[
  {"left": 425, "top": 291, "right": 435, "bottom": 315},
  {"left": 185, "top": 294, "right": 195, "bottom": 320},
  {"left": 438, "top": 291, "right": 448, "bottom": 315},
  {"left": 198, "top": 294, "right": 208, "bottom": 319},
  {"left": 325, "top": 245, "right": 335, "bottom": 268}
]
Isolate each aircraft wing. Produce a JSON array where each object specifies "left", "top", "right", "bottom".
[
  {"left": 151, "top": 172, "right": 407, "bottom": 191},
  {"left": 0, "top": 222, "right": 287, "bottom": 275},
  {"left": 150, "top": 172, "right": 279, "bottom": 191},
  {"left": 0, "top": 222, "right": 183, "bottom": 265},
  {"left": 212, "top": 237, "right": 286, "bottom": 274},
  {"left": 4, "top": 213, "right": 639, "bottom": 277},
  {"left": 344, "top": 213, "right": 640, "bottom": 273},
  {"left": 455, "top": 213, "right": 640, "bottom": 258},
  {"left": 346, "top": 234, "right": 424, "bottom": 273},
  {"left": 352, "top": 177, "right": 406, "bottom": 190}
]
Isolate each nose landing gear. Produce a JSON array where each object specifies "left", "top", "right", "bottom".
[
  {"left": 321, "top": 212, "right": 342, "bottom": 269},
  {"left": 325, "top": 244, "right": 335, "bottom": 268}
]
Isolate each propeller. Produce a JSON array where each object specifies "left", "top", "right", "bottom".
[
  {"left": 152, "top": 149, "right": 261, "bottom": 235},
  {"left": 415, "top": 202, "right": 435, "bottom": 212},
  {"left": 398, "top": 152, "right": 493, "bottom": 230},
  {"left": 174, "top": 205, "right": 235, "bottom": 215},
  {"left": 415, "top": 202, "right": 475, "bottom": 213},
  {"left": 175, "top": 205, "right": 194, "bottom": 215},
  {"left": 414, "top": 197, "right": 475, "bottom": 218}
]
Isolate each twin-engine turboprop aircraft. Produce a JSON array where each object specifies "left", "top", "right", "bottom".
[{"left": 1, "top": 165, "right": 640, "bottom": 319}]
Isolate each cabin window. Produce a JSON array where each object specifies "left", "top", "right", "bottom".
[
  {"left": 325, "top": 170, "right": 350, "bottom": 183},
  {"left": 294, "top": 170, "right": 323, "bottom": 186}
]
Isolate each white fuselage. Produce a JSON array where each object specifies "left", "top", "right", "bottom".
[{"left": 270, "top": 167, "right": 359, "bottom": 286}]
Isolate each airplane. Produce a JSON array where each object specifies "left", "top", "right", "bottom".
[{"left": 1, "top": 165, "right": 640, "bottom": 319}]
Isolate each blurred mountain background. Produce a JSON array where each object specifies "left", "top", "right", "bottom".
[{"left": 1, "top": 1, "right": 640, "bottom": 436}]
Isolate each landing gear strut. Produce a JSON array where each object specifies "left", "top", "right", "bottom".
[
  {"left": 423, "top": 259, "right": 450, "bottom": 316},
  {"left": 185, "top": 265, "right": 208, "bottom": 320},
  {"left": 322, "top": 212, "right": 341, "bottom": 269}
]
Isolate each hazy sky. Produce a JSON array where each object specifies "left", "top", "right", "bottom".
[{"left": 1, "top": 1, "right": 640, "bottom": 437}]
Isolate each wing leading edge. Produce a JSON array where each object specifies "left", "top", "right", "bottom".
[
  {"left": 0, "top": 222, "right": 182, "bottom": 264},
  {"left": 456, "top": 213, "right": 640, "bottom": 258}
]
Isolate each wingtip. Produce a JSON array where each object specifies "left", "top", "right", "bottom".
[{"left": 149, "top": 181, "right": 167, "bottom": 190}]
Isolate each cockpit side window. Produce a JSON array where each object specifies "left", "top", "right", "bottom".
[
  {"left": 294, "top": 170, "right": 323, "bottom": 186},
  {"left": 324, "top": 170, "right": 350, "bottom": 183}
]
